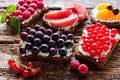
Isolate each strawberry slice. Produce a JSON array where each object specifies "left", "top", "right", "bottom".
[
  {"left": 63, "top": 2, "right": 87, "bottom": 21},
  {"left": 44, "top": 10, "right": 72, "bottom": 19},
  {"left": 49, "top": 14, "right": 78, "bottom": 27}
]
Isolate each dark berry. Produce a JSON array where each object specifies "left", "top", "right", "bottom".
[
  {"left": 19, "top": 47, "right": 26, "bottom": 54},
  {"left": 29, "top": 29, "right": 36, "bottom": 35},
  {"left": 51, "top": 33, "right": 60, "bottom": 41},
  {"left": 25, "top": 42, "right": 32, "bottom": 50},
  {"left": 56, "top": 31, "right": 62, "bottom": 35},
  {"left": 33, "top": 38, "right": 42, "bottom": 46},
  {"left": 26, "top": 27, "right": 32, "bottom": 33},
  {"left": 107, "top": 5, "right": 113, "bottom": 10},
  {"left": 43, "top": 35, "right": 50, "bottom": 43},
  {"left": 26, "top": 34, "right": 34, "bottom": 42},
  {"left": 49, "top": 47, "right": 57, "bottom": 56},
  {"left": 39, "top": 44, "right": 49, "bottom": 53},
  {"left": 34, "top": 24, "right": 40, "bottom": 31},
  {"left": 45, "top": 29, "right": 53, "bottom": 35},
  {"left": 20, "top": 32, "right": 28, "bottom": 41},
  {"left": 59, "top": 48, "right": 67, "bottom": 56},
  {"left": 67, "top": 33, "right": 74, "bottom": 40},
  {"left": 32, "top": 46, "right": 39, "bottom": 55},
  {"left": 39, "top": 27, "right": 45, "bottom": 33},
  {"left": 35, "top": 31, "right": 44, "bottom": 38},
  {"left": 60, "top": 34, "right": 67, "bottom": 41},
  {"left": 48, "top": 40, "right": 56, "bottom": 47},
  {"left": 65, "top": 40, "right": 73, "bottom": 48},
  {"left": 113, "top": 9, "right": 119, "bottom": 15},
  {"left": 57, "top": 39, "right": 65, "bottom": 48}
]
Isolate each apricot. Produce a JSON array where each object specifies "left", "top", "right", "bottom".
[{"left": 97, "top": 3, "right": 109, "bottom": 11}]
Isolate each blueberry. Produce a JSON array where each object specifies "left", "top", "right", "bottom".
[
  {"left": 26, "top": 34, "right": 34, "bottom": 42},
  {"left": 48, "top": 39, "right": 56, "bottom": 47},
  {"left": 25, "top": 42, "right": 32, "bottom": 50},
  {"left": 57, "top": 38, "right": 65, "bottom": 48},
  {"left": 60, "top": 34, "right": 67, "bottom": 41},
  {"left": 35, "top": 31, "right": 44, "bottom": 38},
  {"left": 19, "top": 47, "right": 26, "bottom": 54},
  {"left": 39, "top": 44, "right": 49, "bottom": 53},
  {"left": 45, "top": 29, "right": 53, "bottom": 35},
  {"left": 65, "top": 40, "right": 73, "bottom": 48},
  {"left": 43, "top": 35, "right": 50, "bottom": 43},
  {"left": 49, "top": 47, "right": 57, "bottom": 56},
  {"left": 67, "top": 33, "right": 74, "bottom": 40},
  {"left": 34, "top": 24, "right": 40, "bottom": 31},
  {"left": 113, "top": 9, "right": 119, "bottom": 15},
  {"left": 33, "top": 38, "right": 42, "bottom": 46},
  {"left": 56, "top": 31, "right": 62, "bottom": 35},
  {"left": 39, "top": 27, "right": 46, "bottom": 33},
  {"left": 31, "top": 46, "right": 39, "bottom": 55},
  {"left": 20, "top": 32, "right": 28, "bottom": 41},
  {"left": 26, "top": 27, "right": 32, "bottom": 33},
  {"left": 51, "top": 33, "right": 60, "bottom": 41},
  {"left": 29, "top": 29, "right": 36, "bottom": 35},
  {"left": 59, "top": 48, "right": 67, "bottom": 56},
  {"left": 107, "top": 5, "right": 113, "bottom": 10}
]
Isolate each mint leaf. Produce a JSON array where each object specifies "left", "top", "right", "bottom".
[
  {"left": 9, "top": 16, "right": 20, "bottom": 35},
  {"left": 6, "top": 4, "right": 16, "bottom": 13},
  {"left": 1, "top": 12, "right": 7, "bottom": 23}
]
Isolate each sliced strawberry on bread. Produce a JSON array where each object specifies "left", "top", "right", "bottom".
[
  {"left": 43, "top": 2, "right": 87, "bottom": 33},
  {"left": 75, "top": 23, "right": 120, "bottom": 68}
]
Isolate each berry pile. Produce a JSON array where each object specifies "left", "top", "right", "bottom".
[
  {"left": 8, "top": 59, "right": 41, "bottom": 78},
  {"left": 20, "top": 25, "right": 74, "bottom": 57},
  {"left": 7, "top": 0, "right": 44, "bottom": 22},
  {"left": 81, "top": 23, "right": 118, "bottom": 63},
  {"left": 70, "top": 59, "right": 88, "bottom": 76}
]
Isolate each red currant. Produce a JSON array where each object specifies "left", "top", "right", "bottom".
[
  {"left": 10, "top": 63, "right": 17, "bottom": 69},
  {"left": 91, "top": 43, "right": 98, "bottom": 50},
  {"left": 30, "top": 69, "right": 37, "bottom": 76},
  {"left": 103, "top": 44, "right": 109, "bottom": 51},
  {"left": 22, "top": 70, "right": 30, "bottom": 78},
  {"left": 111, "top": 28, "right": 118, "bottom": 34},
  {"left": 15, "top": 65, "right": 22, "bottom": 73},
  {"left": 8, "top": 59, "right": 14, "bottom": 66},
  {"left": 36, "top": 67, "right": 42, "bottom": 74},
  {"left": 27, "top": 62, "right": 33, "bottom": 67},
  {"left": 90, "top": 50, "right": 97, "bottom": 57},
  {"left": 96, "top": 49, "right": 102, "bottom": 55},
  {"left": 110, "top": 38, "right": 117, "bottom": 44}
]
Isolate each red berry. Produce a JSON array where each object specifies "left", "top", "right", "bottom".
[
  {"left": 16, "top": 4, "right": 20, "bottom": 9},
  {"left": 96, "top": 23, "right": 102, "bottom": 27},
  {"left": 32, "top": 0, "right": 38, "bottom": 3},
  {"left": 29, "top": 3, "right": 38, "bottom": 10},
  {"left": 98, "top": 56, "right": 106, "bottom": 63},
  {"left": 37, "top": 1, "right": 44, "bottom": 9},
  {"left": 22, "top": 11, "right": 31, "bottom": 19},
  {"left": 17, "top": 15, "right": 24, "bottom": 22},
  {"left": 15, "top": 65, "right": 22, "bottom": 73},
  {"left": 85, "top": 43, "right": 91, "bottom": 47},
  {"left": 96, "top": 49, "right": 102, "bottom": 55},
  {"left": 91, "top": 43, "right": 98, "bottom": 50},
  {"left": 110, "top": 38, "right": 117, "bottom": 44},
  {"left": 30, "top": 69, "right": 37, "bottom": 76},
  {"left": 22, "top": 70, "right": 30, "bottom": 78},
  {"left": 18, "top": 0, "right": 25, "bottom": 5},
  {"left": 36, "top": 67, "right": 42, "bottom": 74},
  {"left": 7, "top": 13, "right": 13, "bottom": 20},
  {"left": 26, "top": 0, "right": 32, "bottom": 4},
  {"left": 111, "top": 28, "right": 118, "bottom": 34},
  {"left": 10, "top": 63, "right": 17, "bottom": 69},
  {"left": 111, "top": 33, "right": 115, "bottom": 38},
  {"left": 78, "top": 64, "right": 88, "bottom": 76},
  {"left": 103, "top": 44, "right": 109, "bottom": 51},
  {"left": 27, "top": 7, "right": 35, "bottom": 14},
  {"left": 27, "top": 62, "right": 33, "bottom": 67},
  {"left": 18, "top": 6, "right": 26, "bottom": 12},
  {"left": 87, "top": 47, "right": 91, "bottom": 53},
  {"left": 81, "top": 36, "right": 86, "bottom": 40},
  {"left": 8, "top": 59, "right": 14, "bottom": 66},
  {"left": 82, "top": 44, "right": 87, "bottom": 52},
  {"left": 70, "top": 59, "right": 80, "bottom": 71},
  {"left": 90, "top": 50, "right": 97, "bottom": 57},
  {"left": 14, "top": 10, "right": 22, "bottom": 16},
  {"left": 23, "top": 3, "right": 29, "bottom": 9},
  {"left": 105, "top": 36, "right": 110, "bottom": 41}
]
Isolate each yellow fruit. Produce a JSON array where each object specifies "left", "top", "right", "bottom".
[
  {"left": 96, "top": 9, "right": 115, "bottom": 20},
  {"left": 116, "top": 13, "right": 120, "bottom": 20},
  {"left": 97, "top": 3, "right": 109, "bottom": 11}
]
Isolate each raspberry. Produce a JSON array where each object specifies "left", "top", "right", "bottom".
[
  {"left": 70, "top": 59, "right": 80, "bottom": 71},
  {"left": 32, "top": 0, "right": 38, "bottom": 3},
  {"left": 23, "top": 3, "right": 29, "bottom": 9},
  {"left": 26, "top": 0, "right": 32, "bottom": 4},
  {"left": 78, "top": 64, "right": 88, "bottom": 76},
  {"left": 37, "top": 1, "right": 44, "bottom": 9},
  {"left": 22, "top": 70, "right": 30, "bottom": 78},
  {"left": 7, "top": 13, "right": 13, "bottom": 20},
  {"left": 17, "top": 15, "right": 24, "bottom": 22},
  {"left": 18, "top": 6, "right": 26, "bottom": 12},
  {"left": 22, "top": 11, "right": 31, "bottom": 19},
  {"left": 29, "top": 3, "right": 38, "bottom": 10},
  {"left": 98, "top": 56, "right": 106, "bottom": 63},
  {"left": 27, "top": 7, "right": 35, "bottom": 14},
  {"left": 18, "top": 0, "right": 25, "bottom": 5}
]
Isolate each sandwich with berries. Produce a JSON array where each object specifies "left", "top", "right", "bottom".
[
  {"left": 75, "top": 23, "right": 120, "bottom": 68},
  {"left": 19, "top": 25, "right": 74, "bottom": 63},
  {"left": 91, "top": 3, "right": 120, "bottom": 28},
  {"left": 43, "top": 2, "right": 87, "bottom": 33},
  {"left": 7, "top": 0, "right": 44, "bottom": 28}
]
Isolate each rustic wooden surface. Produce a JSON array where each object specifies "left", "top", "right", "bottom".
[{"left": 0, "top": 0, "right": 120, "bottom": 80}]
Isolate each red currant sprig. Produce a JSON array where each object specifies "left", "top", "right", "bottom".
[{"left": 8, "top": 59, "right": 42, "bottom": 78}]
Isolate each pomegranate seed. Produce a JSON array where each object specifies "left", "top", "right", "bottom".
[{"left": 22, "top": 70, "right": 30, "bottom": 78}]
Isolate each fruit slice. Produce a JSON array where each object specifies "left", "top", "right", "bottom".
[
  {"left": 63, "top": 2, "right": 87, "bottom": 21},
  {"left": 96, "top": 9, "right": 115, "bottom": 20},
  {"left": 116, "top": 12, "right": 120, "bottom": 20},
  {"left": 49, "top": 14, "right": 78, "bottom": 27},
  {"left": 44, "top": 10, "right": 72, "bottom": 19},
  {"left": 97, "top": 3, "right": 109, "bottom": 11}
]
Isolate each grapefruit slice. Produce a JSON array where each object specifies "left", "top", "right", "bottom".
[
  {"left": 44, "top": 10, "right": 72, "bottom": 19},
  {"left": 63, "top": 2, "right": 87, "bottom": 21},
  {"left": 49, "top": 14, "right": 78, "bottom": 27}
]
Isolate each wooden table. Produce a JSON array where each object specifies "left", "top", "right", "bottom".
[{"left": 0, "top": 0, "right": 120, "bottom": 80}]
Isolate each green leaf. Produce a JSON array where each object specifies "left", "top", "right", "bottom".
[
  {"left": 6, "top": 4, "right": 16, "bottom": 13},
  {"left": 9, "top": 16, "right": 20, "bottom": 35},
  {"left": 1, "top": 12, "right": 7, "bottom": 23}
]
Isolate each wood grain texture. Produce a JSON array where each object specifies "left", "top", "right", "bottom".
[{"left": 0, "top": 0, "right": 120, "bottom": 80}]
